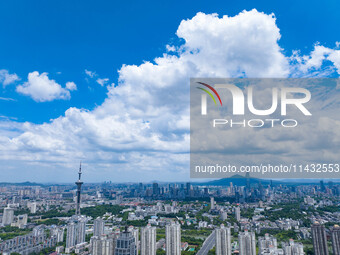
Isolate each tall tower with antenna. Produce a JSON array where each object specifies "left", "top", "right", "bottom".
[{"left": 75, "top": 162, "right": 83, "bottom": 215}]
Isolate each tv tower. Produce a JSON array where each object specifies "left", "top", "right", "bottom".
[{"left": 75, "top": 162, "right": 83, "bottom": 215}]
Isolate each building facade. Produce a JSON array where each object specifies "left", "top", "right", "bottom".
[
  {"left": 93, "top": 217, "right": 105, "bottom": 237},
  {"left": 282, "top": 239, "right": 304, "bottom": 255},
  {"left": 312, "top": 223, "right": 329, "bottom": 255},
  {"left": 166, "top": 221, "right": 181, "bottom": 255},
  {"left": 91, "top": 234, "right": 116, "bottom": 255},
  {"left": 215, "top": 224, "right": 231, "bottom": 255},
  {"left": 141, "top": 224, "right": 156, "bottom": 255},
  {"left": 2, "top": 206, "right": 14, "bottom": 226},
  {"left": 239, "top": 230, "right": 256, "bottom": 255},
  {"left": 331, "top": 225, "right": 340, "bottom": 255},
  {"left": 66, "top": 215, "right": 87, "bottom": 249},
  {"left": 115, "top": 228, "right": 137, "bottom": 255}
]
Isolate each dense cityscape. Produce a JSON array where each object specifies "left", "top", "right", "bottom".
[{"left": 0, "top": 165, "right": 339, "bottom": 255}]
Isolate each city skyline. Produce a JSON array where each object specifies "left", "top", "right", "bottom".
[{"left": 0, "top": 163, "right": 340, "bottom": 254}]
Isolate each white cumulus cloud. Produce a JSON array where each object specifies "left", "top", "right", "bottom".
[
  {"left": 291, "top": 43, "right": 340, "bottom": 76},
  {"left": 16, "top": 72, "right": 76, "bottom": 102},
  {"left": 66, "top": 81, "right": 77, "bottom": 91},
  {"left": 85, "top": 69, "right": 96, "bottom": 78},
  {"left": 0, "top": 69, "right": 20, "bottom": 86},
  {"left": 96, "top": 78, "right": 109, "bottom": 86}
]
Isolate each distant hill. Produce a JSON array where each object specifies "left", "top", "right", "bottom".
[
  {"left": 195, "top": 175, "right": 340, "bottom": 186},
  {"left": 196, "top": 175, "right": 272, "bottom": 186},
  {"left": 0, "top": 181, "right": 43, "bottom": 186}
]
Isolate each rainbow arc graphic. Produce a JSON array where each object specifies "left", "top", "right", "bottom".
[{"left": 196, "top": 82, "right": 223, "bottom": 106}]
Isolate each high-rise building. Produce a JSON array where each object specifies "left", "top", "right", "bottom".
[
  {"left": 51, "top": 227, "right": 65, "bottom": 243},
  {"left": 238, "top": 230, "right": 256, "bottom": 255},
  {"left": 331, "top": 225, "right": 340, "bottom": 255},
  {"left": 66, "top": 216, "right": 87, "bottom": 248},
  {"left": 153, "top": 183, "right": 159, "bottom": 196},
  {"left": 115, "top": 227, "right": 137, "bottom": 255},
  {"left": 282, "top": 239, "right": 304, "bottom": 255},
  {"left": 91, "top": 234, "right": 116, "bottom": 255},
  {"left": 311, "top": 223, "right": 329, "bottom": 255},
  {"left": 2, "top": 206, "right": 14, "bottom": 226},
  {"left": 215, "top": 224, "right": 231, "bottom": 255},
  {"left": 13, "top": 214, "right": 28, "bottom": 228},
  {"left": 258, "top": 233, "right": 279, "bottom": 254},
  {"left": 77, "top": 217, "right": 86, "bottom": 244},
  {"left": 93, "top": 217, "right": 105, "bottom": 237},
  {"left": 235, "top": 206, "right": 241, "bottom": 221},
  {"left": 186, "top": 182, "right": 191, "bottom": 196},
  {"left": 141, "top": 224, "right": 156, "bottom": 255},
  {"left": 66, "top": 166, "right": 87, "bottom": 249},
  {"left": 66, "top": 222, "right": 77, "bottom": 248},
  {"left": 211, "top": 197, "right": 215, "bottom": 210},
  {"left": 29, "top": 202, "right": 37, "bottom": 214},
  {"left": 129, "top": 226, "right": 139, "bottom": 254},
  {"left": 166, "top": 221, "right": 181, "bottom": 255},
  {"left": 75, "top": 162, "right": 83, "bottom": 215},
  {"left": 220, "top": 210, "right": 228, "bottom": 221},
  {"left": 320, "top": 181, "right": 325, "bottom": 192}
]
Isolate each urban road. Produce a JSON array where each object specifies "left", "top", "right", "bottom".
[{"left": 197, "top": 231, "right": 215, "bottom": 255}]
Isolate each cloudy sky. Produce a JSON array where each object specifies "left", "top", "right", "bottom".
[{"left": 0, "top": 0, "right": 340, "bottom": 183}]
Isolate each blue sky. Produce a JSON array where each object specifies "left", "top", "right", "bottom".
[
  {"left": 0, "top": 0, "right": 340, "bottom": 182},
  {"left": 1, "top": 0, "right": 340, "bottom": 123}
]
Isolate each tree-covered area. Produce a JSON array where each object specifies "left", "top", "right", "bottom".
[
  {"left": 241, "top": 208, "right": 255, "bottom": 219},
  {"left": 181, "top": 235, "right": 203, "bottom": 246},
  {"left": 156, "top": 249, "right": 166, "bottom": 255},
  {"left": 80, "top": 205, "right": 125, "bottom": 218},
  {"left": 196, "top": 204, "right": 210, "bottom": 221},
  {"left": 316, "top": 205, "right": 339, "bottom": 214},
  {"left": 208, "top": 247, "right": 216, "bottom": 255},
  {"left": 182, "top": 250, "right": 196, "bottom": 255},
  {"left": 14, "top": 208, "right": 30, "bottom": 216},
  {"left": 34, "top": 218, "right": 63, "bottom": 226},
  {"left": 32, "top": 209, "right": 75, "bottom": 219},
  {"left": 258, "top": 229, "right": 297, "bottom": 242},
  {"left": 126, "top": 219, "right": 149, "bottom": 227},
  {"left": 260, "top": 203, "right": 306, "bottom": 221},
  {"left": 0, "top": 226, "right": 30, "bottom": 241},
  {"left": 28, "top": 246, "right": 56, "bottom": 255},
  {"left": 183, "top": 229, "right": 212, "bottom": 237},
  {"left": 156, "top": 228, "right": 165, "bottom": 241}
]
